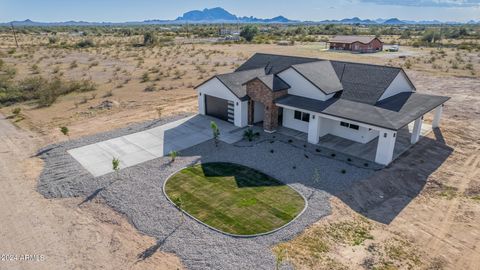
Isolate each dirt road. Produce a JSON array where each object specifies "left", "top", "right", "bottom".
[{"left": 0, "top": 113, "right": 183, "bottom": 270}]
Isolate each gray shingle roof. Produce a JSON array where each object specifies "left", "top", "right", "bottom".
[
  {"left": 331, "top": 61, "right": 411, "bottom": 105},
  {"left": 291, "top": 61, "right": 343, "bottom": 95},
  {"left": 235, "top": 53, "right": 408, "bottom": 105},
  {"left": 215, "top": 68, "right": 265, "bottom": 100},
  {"left": 199, "top": 53, "right": 449, "bottom": 128},
  {"left": 276, "top": 93, "right": 450, "bottom": 130},
  {"left": 329, "top": 35, "right": 380, "bottom": 44},
  {"left": 235, "top": 53, "right": 318, "bottom": 74},
  {"left": 254, "top": 75, "right": 290, "bottom": 92}
]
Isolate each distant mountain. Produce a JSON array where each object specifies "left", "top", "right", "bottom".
[
  {"left": 175, "top": 7, "right": 296, "bottom": 23},
  {"left": 337, "top": 17, "right": 377, "bottom": 24},
  {"left": 1, "top": 7, "right": 477, "bottom": 26},
  {"left": 176, "top": 7, "right": 237, "bottom": 21},
  {"left": 383, "top": 18, "right": 406, "bottom": 25}
]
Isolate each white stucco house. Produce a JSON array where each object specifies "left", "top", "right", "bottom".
[{"left": 195, "top": 53, "right": 449, "bottom": 165}]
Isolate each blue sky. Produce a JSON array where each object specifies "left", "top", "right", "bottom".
[{"left": 1, "top": 0, "right": 479, "bottom": 22}]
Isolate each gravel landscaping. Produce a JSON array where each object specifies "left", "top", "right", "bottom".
[{"left": 37, "top": 115, "right": 374, "bottom": 270}]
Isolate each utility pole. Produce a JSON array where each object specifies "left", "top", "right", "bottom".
[{"left": 10, "top": 23, "right": 19, "bottom": 48}]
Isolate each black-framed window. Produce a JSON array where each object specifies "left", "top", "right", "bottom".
[
  {"left": 340, "top": 121, "right": 360, "bottom": 130},
  {"left": 349, "top": 124, "right": 359, "bottom": 130},
  {"left": 294, "top": 110, "right": 309, "bottom": 123},
  {"left": 294, "top": 110, "right": 302, "bottom": 120},
  {"left": 302, "top": 112, "right": 310, "bottom": 122}
]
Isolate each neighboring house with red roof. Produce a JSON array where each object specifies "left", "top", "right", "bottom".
[{"left": 329, "top": 35, "right": 383, "bottom": 53}]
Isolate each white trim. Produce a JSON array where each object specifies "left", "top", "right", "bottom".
[
  {"left": 432, "top": 105, "right": 443, "bottom": 128},
  {"left": 276, "top": 103, "right": 393, "bottom": 133}
]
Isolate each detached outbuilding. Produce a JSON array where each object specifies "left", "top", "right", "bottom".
[{"left": 329, "top": 36, "right": 383, "bottom": 53}]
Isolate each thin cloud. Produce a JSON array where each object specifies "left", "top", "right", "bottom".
[{"left": 358, "top": 0, "right": 480, "bottom": 7}]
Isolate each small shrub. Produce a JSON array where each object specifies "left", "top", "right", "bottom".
[
  {"left": 60, "top": 126, "right": 69, "bottom": 138},
  {"left": 155, "top": 107, "right": 163, "bottom": 118},
  {"left": 89, "top": 61, "right": 99, "bottom": 68},
  {"left": 112, "top": 157, "right": 120, "bottom": 179},
  {"left": 78, "top": 96, "right": 88, "bottom": 104},
  {"left": 48, "top": 36, "right": 58, "bottom": 44},
  {"left": 168, "top": 150, "right": 178, "bottom": 162},
  {"left": 243, "top": 128, "right": 259, "bottom": 141},
  {"left": 76, "top": 39, "right": 95, "bottom": 48},
  {"left": 141, "top": 72, "right": 150, "bottom": 83},
  {"left": 70, "top": 60, "right": 78, "bottom": 69},
  {"left": 270, "top": 149, "right": 274, "bottom": 153},
  {"left": 31, "top": 64, "right": 40, "bottom": 74},
  {"left": 12, "top": 107, "right": 21, "bottom": 116},
  {"left": 102, "top": 90, "right": 113, "bottom": 97},
  {"left": 144, "top": 84, "right": 156, "bottom": 92},
  {"left": 341, "top": 169, "right": 346, "bottom": 174},
  {"left": 210, "top": 121, "right": 220, "bottom": 147},
  {"left": 331, "top": 153, "right": 336, "bottom": 157}
]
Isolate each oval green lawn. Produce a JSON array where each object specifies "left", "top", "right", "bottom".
[{"left": 164, "top": 162, "right": 305, "bottom": 236}]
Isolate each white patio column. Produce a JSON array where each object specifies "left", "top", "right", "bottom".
[
  {"left": 198, "top": 92, "right": 205, "bottom": 115},
  {"left": 432, "top": 104, "right": 443, "bottom": 128},
  {"left": 307, "top": 114, "right": 321, "bottom": 144},
  {"left": 375, "top": 130, "right": 397, "bottom": 165},
  {"left": 410, "top": 117, "right": 423, "bottom": 144}
]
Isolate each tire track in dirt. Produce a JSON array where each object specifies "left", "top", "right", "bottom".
[
  {"left": 0, "top": 113, "right": 183, "bottom": 270},
  {"left": 427, "top": 146, "right": 480, "bottom": 266}
]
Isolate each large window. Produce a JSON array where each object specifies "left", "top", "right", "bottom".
[
  {"left": 294, "top": 110, "right": 310, "bottom": 123},
  {"left": 340, "top": 121, "right": 360, "bottom": 130}
]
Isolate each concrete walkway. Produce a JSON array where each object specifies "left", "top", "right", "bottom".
[{"left": 68, "top": 115, "right": 242, "bottom": 177}]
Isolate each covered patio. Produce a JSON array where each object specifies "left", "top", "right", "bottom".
[{"left": 277, "top": 121, "right": 433, "bottom": 165}]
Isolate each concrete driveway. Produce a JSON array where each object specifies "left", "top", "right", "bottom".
[{"left": 68, "top": 115, "right": 242, "bottom": 177}]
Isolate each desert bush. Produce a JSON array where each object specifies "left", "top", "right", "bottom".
[
  {"left": 144, "top": 84, "right": 156, "bottom": 92},
  {"left": 141, "top": 72, "right": 150, "bottom": 82},
  {"left": 31, "top": 64, "right": 40, "bottom": 74},
  {"left": 70, "top": 60, "right": 78, "bottom": 69},
  {"left": 76, "top": 39, "right": 95, "bottom": 48},
  {"left": 48, "top": 36, "right": 58, "bottom": 44},
  {"left": 89, "top": 61, "right": 99, "bottom": 68},
  {"left": 68, "top": 79, "right": 97, "bottom": 93},
  {"left": 0, "top": 75, "right": 96, "bottom": 107},
  {"left": 102, "top": 90, "right": 113, "bottom": 97},
  {"left": 12, "top": 107, "right": 21, "bottom": 116},
  {"left": 143, "top": 32, "right": 157, "bottom": 46},
  {"left": 240, "top": 25, "right": 259, "bottom": 42}
]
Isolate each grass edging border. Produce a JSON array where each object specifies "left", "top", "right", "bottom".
[{"left": 162, "top": 162, "right": 309, "bottom": 238}]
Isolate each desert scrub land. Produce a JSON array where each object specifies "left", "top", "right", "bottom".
[
  {"left": 0, "top": 26, "right": 478, "bottom": 138},
  {"left": 0, "top": 26, "right": 479, "bottom": 270}
]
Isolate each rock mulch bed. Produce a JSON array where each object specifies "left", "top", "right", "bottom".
[{"left": 37, "top": 116, "right": 373, "bottom": 270}]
